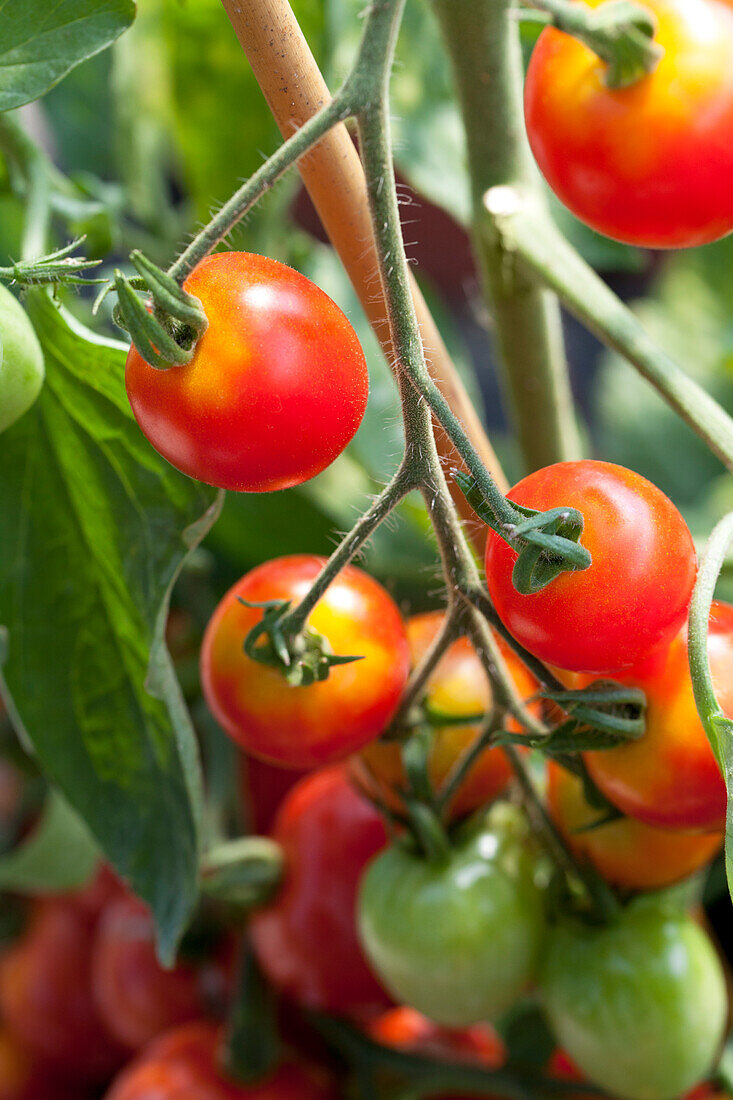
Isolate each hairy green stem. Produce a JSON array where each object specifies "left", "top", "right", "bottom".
[
  {"left": 169, "top": 98, "right": 346, "bottom": 284},
  {"left": 386, "top": 603, "right": 465, "bottom": 737},
  {"left": 431, "top": 0, "right": 581, "bottom": 472},
  {"left": 278, "top": 463, "right": 415, "bottom": 637},
  {"left": 485, "top": 187, "right": 733, "bottom": 473}
]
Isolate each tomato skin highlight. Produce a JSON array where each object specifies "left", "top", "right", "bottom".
[
  {"left": 91, "top": 894, "right": 232, "bottom": 1052},
  {"left": 484, "top": 460, "right": 696, "bottom": 673},
  {"left": 358, "top": 821, "right": 545, "bottom": 1027},
  {"left": 581, "top": 601, "right": 732, "bottom": 832},
  {"left": 353, "top": 611, "right": 539, "bottom": 819},
  {"left": 125, "top": 252, "right": 368, "bottom": 492},
  {"left": 249, "top": 765, "right": 391, "bottom": 1017},
  {"left": 546, "top": 761, "right": 722, "bottom": 890},
  {"left": 200, "top": 555, "right": 410, "bottom": 769},
  {"left": 104, "top": 1021, "right": 337, "bottom": 1099},
  {"left": 524, "top": 0, "right": 733, "bottom": 248},
  {"left": 540, "top": 900, "right": 728, "bottom": 1100}
]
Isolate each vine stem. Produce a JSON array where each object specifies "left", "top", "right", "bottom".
[
  {"left": 483, "top": 185, "right": 733, "bottom": 474},
  {"left": 277, "top": 463, "right": 415, "bottom": 637},
  {"left": 431, "top": 0, "right": 581, "bottom": 472},
  {"left": 219, "top": 0, "right": 508, "bottom": 552}
]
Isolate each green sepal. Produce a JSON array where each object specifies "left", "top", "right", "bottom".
[
  {"left": 240, "top": 597, "right": 363, "bottom": 687},
  {"left": 114, "top": 269, "right": 193, "bottom": 369}
]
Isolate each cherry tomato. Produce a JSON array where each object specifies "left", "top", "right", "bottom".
[
  {"left": 0, "top": 894, "right": 126, "bottom": 1081},
  {"left": 0, "top": 1025, "right": 92, "bottom": 1100},
  {"left": 104, "top": 1021, "right": 337, "bottom": 1099},
  {"left": 91, "top": 893, "right": 232, "bottom": 1051},
  {"left": 0, "top": 284, "right": 44, "bottom": 435},
  {"left": 249, "top": 765, "right": 391, "bottom": 1016},
  {"left": 484, "top": 461, "right": 696, "bottom": 673},
  {"left": 582, "top": 600, "right": 732, "bottom": 832},
  {"left": 367, "top": 1006, "right": 506, "bottom": 1100},
  {"left": 524, "top": 0, "right": 733, "bottom": 248},
  {"left": 238, "top": 756, "right": 309, "bottom": 834},
  {"left": 540, "top": 899, "right": 728, "bottom": 1100},
  {"left": 367, "top": 1005, "right": 506, "bottom": 1068},
  {"left": 201, "top": 556, "right": 410, "bottom": 768},
  {"left": 358, "top": 813, "right": 545, "bottom": 1026},
  {"left": 546, "top": 761, "right": 722, "bottom": 889},
  {"left": 352, "top": 611, "right": 540, "bottom": 819},
  {"left": 125, "top": 252, "right": 368, "bottom": 492}
]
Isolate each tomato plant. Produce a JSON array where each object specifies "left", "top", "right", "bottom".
[
  {"left": 0, "top": 1025, "right": 92, "bottom": 1100},
  {"left": 541, "top": 899, "right": 728, "bottom": 1100},
  {"left": 200, "top": 555, "right": 410, "bottom": 768},
  {"left": 581, "top": 600, "right": 733, "bottom": 832},
  {"left": 0, "top": 285, "right": 44, "bottom": 436},
  {"left": 546, "top": 761, "right": 723, "bottom": 889},
  {"left": 524, "top": 0, "right": 733, "bottom": 248},
  {"left": 125, "top": 252, "right": 369, "bottom": 493},
  {"left": 485, "top": 461, "right": 697, "bottom": 673},
  {"left": 352, "top": 611, "right": 539, "bottom": 818},
  {"left": 91, "top": 893, "right": 233, "bottom": 1051},
  {"left": 105, "top": 1022, "right": 337, "bottom": 1099},
  {"left": 358, "top": 813, "right": 545, "bottom": 1026},
  {"left": 249, "top": 765, "right": 390, "bottom": 1016}
]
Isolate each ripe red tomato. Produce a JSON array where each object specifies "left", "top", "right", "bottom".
[
  {"left": 91, "top": 893, "right": 232, "bottom": 1051},
  {"left": 125, "top": 252, "right": 368, "bottom": 492},
  {"left": 367, "top": 1006, "right": 506, "bottom": 1100},
  {"left": 352, "top": 611, "right": 539, "bottom": 819},
  {"left": 201, "top": 556, "right": 410, "bottom": 768},
  {"left": 0, "top": 895, "right": 126, "bottom": 1081},
  {"left": 249, "top": 765, "right": 391, "bottom": 1016},
  {"left": 546, "top": 761, "right": 722, "bottom": 889},
  {"left": 367, "top": 1005, "right": 506, "bottom": 1068},
  {"left": 524, "top": 0, "right": 733, "bottom": 248},
  {"left": 484, "top": 461, "right": 696, "bottom": 673},
  {"left": 580, "top": 601, "right": 732, "bottom": 832},
  {"left": 104, "top": 1021, "right": 337, "bottom": 1099}
]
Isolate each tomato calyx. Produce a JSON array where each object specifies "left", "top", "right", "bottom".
[
  {"left": 200, "top": 836, "right": 284, "bottom": 909},
  {"left": 0, "top": 235, "right": 103, "bottom": 289},
  {"left": 520, "top": 0, "right": 663, "bottom": 90},
  {"left": 455, "top": 470, "right": 591, "bottom": 594},
  {"left": 497, "top": 681, "right": 646, "bottom": 756},
  {"left": 112, "top": 249, "right": 208, "bottom": 371},
  {"left": 240, "top": 596, "right": 364, "bottom": 687}
]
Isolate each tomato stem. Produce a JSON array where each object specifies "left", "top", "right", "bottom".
[
  {"left": 484, "top": 185, "right": 733, "bottom": 474},
  {"left": 431, "top": 0, "right": 581, "bottom": 472}
]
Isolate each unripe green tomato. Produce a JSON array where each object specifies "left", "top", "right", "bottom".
[
  {"left": 0, "top": 284, "right": 44, "bottom": 434},
  {"left": 357, "top": 819, "right": 545, "bottom": 1027},
  {"left": 540, "top": 900, "right": 727, "bottom": 1100}
]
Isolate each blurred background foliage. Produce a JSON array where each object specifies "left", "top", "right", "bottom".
[{"left": 3, "top": 0, "right": 733, "bottom": 604}]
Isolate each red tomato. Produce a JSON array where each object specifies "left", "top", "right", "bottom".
[
  {"left": 524, "top": 0, "right": 733, "bottom": 248},
  {"left": 238, "top": 756, "right": 309, "bottom": 834},
  {"left": 104, "top": 1021, "right": 336, "bottom": 1099},
  {"left": 367, "top": 1006, "right": 506, "bottom": 1100},
  {"left": 91, "top": 894, "right": 232, "bottom": 1051},
  {"left": 352, "top": 611, "right": 539, "bottom": 819},
  {"left": 367, "top": 1005, "right": 506, "bottom": 1068},
  {"left": 0, "top": 1026, "right": 92, "bottom": 1100},
  {"left": 581, "top": 601, "right": 732, "bottom": 832},
  {"left": 200, "top": 556, "right": 410, "bottom": 769},
  {"left": 484, "top": 461, "right": 696, "bottom": 673},
  {"left": 125, "top": 252, "right": 368, "bottom": 492},
  {"left": 249, "top": 765, "right": 391, "bottom": 1016},
  {"left": 0, "top": 895, "right": 126, "bottom": 1081},
  {"left": 546, "top": 761, "right": 722, "bottom": 889}
]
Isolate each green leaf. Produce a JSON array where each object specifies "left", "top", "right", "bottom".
[
  {"left": 0, "top": 787, "right": 98, "bottom": 893},
  {"left": 0, "top": 291, "right": 221, "bottom": 963},
  {"left": 0, "top": 0, "right": 136, "bottom": 111}
]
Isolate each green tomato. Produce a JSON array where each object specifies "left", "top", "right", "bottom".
[
  {"left": 0, "top": 284, "right": 44, "bottom": 434},
  {"left": 357, "top": 818, "right": 545, "bottom": 1026},
  {"left": 540, "top": 899, "right": 727, "bottom": 1100}
]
